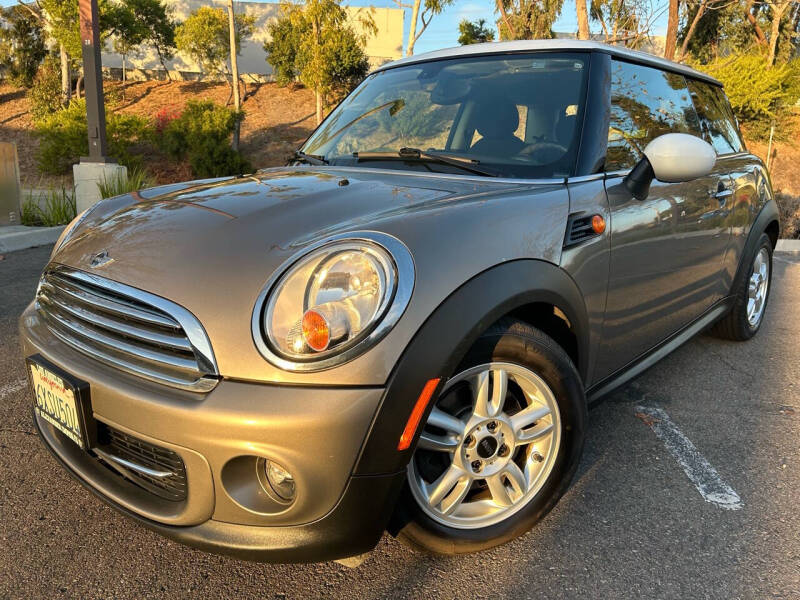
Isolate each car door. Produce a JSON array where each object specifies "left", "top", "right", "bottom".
[
  {"left": 686, "top": 79, "right": 753, "bottom": 292},
  {"left": 594, "top": 60, "right": 731, "bottom": 381}
]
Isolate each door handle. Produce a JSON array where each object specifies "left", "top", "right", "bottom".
[{"left": 712, "top": 188, "right": 733, "bottom": 204}]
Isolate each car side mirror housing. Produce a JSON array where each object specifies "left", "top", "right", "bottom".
[{"left": 624, "top": 133, "right": 716, "bottom": 200}]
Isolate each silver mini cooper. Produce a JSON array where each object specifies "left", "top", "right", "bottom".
[{"left": 20, "top": 40, "right": 778, "bottom": 562}]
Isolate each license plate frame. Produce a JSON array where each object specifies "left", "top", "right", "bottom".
[{"left": 27, "top": 355, "right": 95, "bottom": 450}]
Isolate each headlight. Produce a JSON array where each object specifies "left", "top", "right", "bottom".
[{"left": 253, "top": 232, "right": 414, "bottom": 371}]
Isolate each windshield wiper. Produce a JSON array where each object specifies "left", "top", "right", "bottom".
[
  {"left": 293, "top": 150, "right": 328, "bottom": 165},
  {"left": 354, "top": 147, "right": 499, "bottom": 177}
]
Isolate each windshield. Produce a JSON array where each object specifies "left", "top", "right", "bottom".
[{"left": 301, "top": 52, "right": 589, "bottom": 179}]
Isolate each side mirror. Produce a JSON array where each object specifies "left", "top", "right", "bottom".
[{"left": 624, "top": 133, "right": 716, "bottom": 200}]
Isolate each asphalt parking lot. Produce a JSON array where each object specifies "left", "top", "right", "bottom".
[{"left": 0, "top": 245, "right": 798, "bottom": 600}]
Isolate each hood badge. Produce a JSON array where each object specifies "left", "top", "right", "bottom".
[{"left": 89, "top": 250, "right": 114, "bottom": 269}]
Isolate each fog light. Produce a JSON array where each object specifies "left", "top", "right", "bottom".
[{"left": 264, "top": 460, "right": 295, "bottom": 502}]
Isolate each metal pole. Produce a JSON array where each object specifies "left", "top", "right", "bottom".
[
  {"left": 766, "top": 121, "right": 775, "bottom": 171},
  {"left": 79, "top": 0, "right": 111, "bottom": 162}
]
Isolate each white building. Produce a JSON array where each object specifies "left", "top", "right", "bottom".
[{"left": 102, "top": 0, "right": 405, "bottom": 81}]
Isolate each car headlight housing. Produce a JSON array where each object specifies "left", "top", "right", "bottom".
[{"left": 253, "top": 232, "right": 414, "bottom": 371}]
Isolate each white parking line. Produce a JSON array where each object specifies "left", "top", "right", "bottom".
[
  {"left": 635, "top": 405, "right": 743, "bottom": 510},
  {"left": 0, "top": 378, "right": 27, "bottom": 400}
]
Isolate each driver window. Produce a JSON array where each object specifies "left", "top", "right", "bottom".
[{"left": 606, "top": 60, "right": 702, "bottom": 171}]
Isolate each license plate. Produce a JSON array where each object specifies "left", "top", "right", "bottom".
[{"left": 28, "top": 358, "right": 89, "bottom": 449}]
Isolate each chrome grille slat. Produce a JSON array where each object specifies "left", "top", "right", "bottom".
[
  {"left": 37, "top": 268, "right": 219, "bottom": 393},
  {"left": 39, "top": 292, "right": 194, "bottom": 352},
  {"left": 42, "top": 278, "right": 180, "bottom": 329},
  {"left": 40, "top": 304, "right": 200, "bottom": 373}
]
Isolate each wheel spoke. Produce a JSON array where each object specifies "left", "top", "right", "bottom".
[
  {"left": 516, "top": 420, "right": 554, "bottom": 444},
  {"left": 427, "top": 407, "right": 465, "bottom": 435},
  {"left": 473, "top": 369, "right": 507, "bottom": 418},
  {"left": 510, "top": 404, "right": 550, "bottom": 433},
  {"left": 486, "top": 473, "right": 513, "bottom": 506},
  {"left": 418, "top": 431, "right": 458, "bottom": 452},
  {"left": 486, "top": 462, "right": 527, "bottom": 507},
  {"left": 503, "top": 462, "right": 527, "bottom": 499},
  {"left": 427, "top": 464, "right": 467, "bottom": 508},
  {"left": 440, "top": 476, "right": 472, "bottom": 515}
]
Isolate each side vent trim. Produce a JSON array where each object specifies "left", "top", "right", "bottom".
[{"left": 564, "top": 213, "right": 599, "bottom": 248}]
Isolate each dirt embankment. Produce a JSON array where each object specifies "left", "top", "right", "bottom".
[{"left": 0, "top": 80, "right": 317, "bottom": 187}]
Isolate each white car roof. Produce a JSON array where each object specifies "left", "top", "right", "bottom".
[{"left": 373, "top": 40, "right": 722, "bottom": 87}]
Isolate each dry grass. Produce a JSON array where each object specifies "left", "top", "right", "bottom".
[{"left": 775, "top": 193, "right": 800, "bottom": 239}]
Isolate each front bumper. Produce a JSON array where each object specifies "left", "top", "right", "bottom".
[{"left": 20, "top": 303, "right": 402, "bottom": 562}]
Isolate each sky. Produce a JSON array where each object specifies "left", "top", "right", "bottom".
[{"left": 0, "top": 0, "right": 670, "bottom": 55}]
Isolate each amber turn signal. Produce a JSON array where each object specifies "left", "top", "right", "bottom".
[
  {"left": 301, "top": 309, "right": 330, "bottom": 352},
  {"left": 398, "top": 378, "right": 441, "bottom": 451},
  {"left": 591, "top": 214, "right": 606, "bottom": 234}
]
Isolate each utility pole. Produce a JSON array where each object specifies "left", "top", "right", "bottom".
[
  {"left": 227, "top": 0, "right": 241, "bottom": 151},
  {"left": 79, "top": 0, "right": 109, "bottom": 161},
  {"left": 74, "top": 0, "right": 127, "bottom": 213}
]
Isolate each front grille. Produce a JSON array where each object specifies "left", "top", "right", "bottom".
[
  {"left": 96, "top": 422, "right": 188, "bottom": 502},
  {"left": 36, "top": 268, "right": 218, "bottom": 392}
]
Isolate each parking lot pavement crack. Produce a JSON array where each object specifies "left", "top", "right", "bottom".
[{"left": 634, "top": 404, "right": 744, "bottom": 510}]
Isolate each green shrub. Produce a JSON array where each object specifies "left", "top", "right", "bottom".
[
  {"left": 157, "top": 100, "right": 250, "bottom": 177},
  {"left": 698, "top": 54, "right": 796, "bottom": 139},
  {"left": 98, "top": 165, "right": 155, "bottom": 199},
  {"left": 29, "top": 56, "right": 64, "bottom": 121},
  {"left": 21, "top": 185, "right": 76, "bottom": 227},
  {"left": 34, "top": 99, "right": 153, "bottom": 174}
]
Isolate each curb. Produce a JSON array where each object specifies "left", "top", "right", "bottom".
[
  {"left": 0, "top": 225, "right": 65, "bottom": 254},
  {"left": 775, "top": 239, "right": 800, "bottom": 254}
]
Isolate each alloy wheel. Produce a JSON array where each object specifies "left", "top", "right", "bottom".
[
  {"left": 407, "top": 362, "right": 561, "bottom": 529},
  {"left": 747, "top": 247, "right": 770, "bottom": 327}
]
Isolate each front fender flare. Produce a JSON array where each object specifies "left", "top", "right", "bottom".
[{"left": 355, "top": 259, "right": 590, "bottom": 476}]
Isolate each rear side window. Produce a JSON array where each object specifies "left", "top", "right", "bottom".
[
  {"left": 686, "top": 79, "right": 745, "bottom": 155},
  {"left": 606, "top": 60, "right": 701, "bottom": 171}
]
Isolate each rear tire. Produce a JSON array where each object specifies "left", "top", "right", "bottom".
[
  {"left": 395, "top": 319, "right": 586, "bottom": 555},
  {"left": 711, "top": 233, "right": 773, "bottom": 341}
]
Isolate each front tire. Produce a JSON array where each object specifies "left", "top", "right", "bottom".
[
  {"left": 396, "top": 319, "right": 586, "bottom": 555},
  {"left": 711, "top": 233, "right": 773, "bottom": 341}
]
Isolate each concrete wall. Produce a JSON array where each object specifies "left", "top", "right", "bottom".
[{"left": 101, "top": 0, "right": 404, "bottom": 81}]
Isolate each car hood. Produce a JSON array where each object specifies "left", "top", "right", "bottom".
[
  {"left": 56, "top": 167, "right": 526, "bottom": 277},
  {"left": 51, "top": 166, "right": 548, "bottom": 381}
]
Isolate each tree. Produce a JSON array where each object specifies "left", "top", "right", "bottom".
[
  {"left": 0, "top": 5, "right": 47, "bottom": 87},
  {"left": 576, "top": 0, "right": 590, "bottom": 39},
  {"left": 263, "top": 13, "right": 302, "bottom": 85},
  {"left": 107, "top": 2, "right": 147, "bottom": 82},
  {"left": 664, "top": 0, "right": 679, "bottom": 58},
  {"left": 265, "top": 0, "right": 375, "bottom": 125},
  {"left": 764, "top": 0, "right": 794, "bottom": 65},
  {"left": 175, "top": 6, "right": 255, "bottom": 81},
  {"left": 227, "top": 0, "right": 241, "bottom": 151},
  {"left": 115, "top": 0, "right": 177, "bottom": 80},
  {"left": 401, "top": 0, "right": 454, "bottom": 55},
  {"left": 589, "top": 0, "right": 656, "bottom": 47},
  {"left": 457, "top": 18, "right": 495, "bottom": 44},
  {"left": 495, "top": 0, "right": 564, "bottom": 40},
  {"left": 18, "top": 0, "right": 119, "bottom": 105}
]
